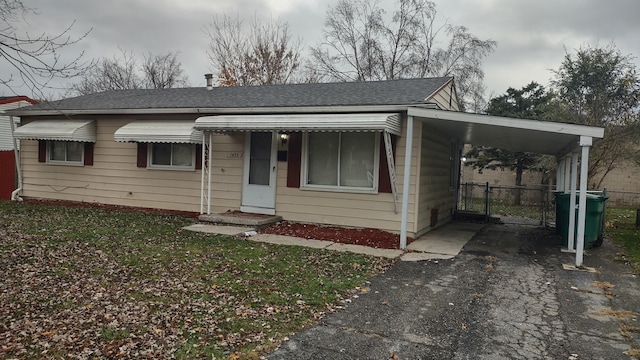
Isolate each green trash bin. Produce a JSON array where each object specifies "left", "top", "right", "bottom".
[
  {"left": 555, "top": 192, "right": 569, "bottom": 236},
  {"left": 555, "top": 193, "right": 608, "bottom": 249}
]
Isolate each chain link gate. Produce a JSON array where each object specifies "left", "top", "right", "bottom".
[{"left": 458, "top": 182, "right": 554, "bottom": 226}]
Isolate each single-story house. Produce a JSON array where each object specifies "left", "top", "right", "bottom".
[
  {"left": 0, "top": 96, "right": 36, "bottom": 200},
  {"left": 7, "top": 77, "right": 604, "bottom": 266}
]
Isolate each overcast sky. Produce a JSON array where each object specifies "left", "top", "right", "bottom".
[{"left": 4, "top": 0, "right": 640, "bottom": 102}]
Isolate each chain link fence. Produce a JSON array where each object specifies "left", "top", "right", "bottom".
[
  {"left": 458, "top": 182, "right": 553, "bottom": 226},
  {"left": 459, "top": 183, "right": 640, "bottom": 229},
  {"left": 604, "top": 190, "right": 640, "bottom": 208}
]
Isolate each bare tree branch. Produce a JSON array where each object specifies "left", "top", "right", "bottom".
[
  {"left": 1, "top": 0, "right": 91, "bottom": 98},
  {"left": 309, "top": 0, "right": 497, "bottom": 110},
  {"left": 70, "top": 49, "right": 190, "bottom": 95},
  {"left": 142, "top": 51, "right": 189, "bottom": 89},
  {"left": 206, "top": 14, "right": 303, "bottom": 86}
]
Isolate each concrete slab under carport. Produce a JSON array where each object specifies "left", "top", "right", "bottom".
[{"left": 403, "top": 222, "right": 486, "bottom": 261}]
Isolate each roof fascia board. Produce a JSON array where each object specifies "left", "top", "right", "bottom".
[
  {"left": 407, "top": 107, "right": 605, "bottom": 139},
  {"left": 8, "top": 104, "right": 416, "bottom": 117}
]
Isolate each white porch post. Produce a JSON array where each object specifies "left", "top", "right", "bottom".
[
  {"left": 567, "top": 151, "right": 579, "bottom": 251},
  {"left": 400, "top": 115, "right": 414, "bottom": 250},
  {"left": 575, "top": 136, "right": 592, "bottom": 267},
  {"left": 200, "top": 131, "right": 214, "bottom": 215},
  {"left": 207, "top": 132, "right": 213, "bottom": 215},
  {"left": 200, "top": 132, "right": 206, "bottom": 214}
]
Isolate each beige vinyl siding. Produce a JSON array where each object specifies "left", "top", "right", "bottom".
[
  {"left": 1, "top": 100, "right": 31, "bottom": 150},
  {"left": 275, "top": 120, "right": 421, "bottom": 237},
  {"left": 20, "top": 117, "right": 243, "bottom": 213},
  {"left": 428, "top": 81, "right": 460, "bottom": 111},
  {"left": 415, "top": 123, "right": 456, "bottom": 235}
]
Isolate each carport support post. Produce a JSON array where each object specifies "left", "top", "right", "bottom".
[
  {"left": 575, "top": 136, "right": 592, "bottom": 267},
  {"left": 400, "top": 115, "right": 414, "bottom": 250},
  {"left": 567, "top": 151, "right": 579, "bottom": 251}
]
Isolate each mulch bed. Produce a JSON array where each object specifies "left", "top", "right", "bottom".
[{"left": 260, "top": 221, "right": 413, "bottom": 250}]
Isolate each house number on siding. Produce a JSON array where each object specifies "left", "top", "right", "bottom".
[{"left": 227, "top": 152, "right": 243, "bottom": 158}]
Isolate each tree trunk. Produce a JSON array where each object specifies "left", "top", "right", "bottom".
[{"left": 514, "top": 161, "right": 523, "bottom": 206}]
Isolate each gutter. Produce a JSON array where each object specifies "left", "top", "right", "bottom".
[
  {"left": 9, "top": 116, "right": 23, "bottom": 201},
  {"left": 6, "top": 104, "right": 440, "bottom": 117}
]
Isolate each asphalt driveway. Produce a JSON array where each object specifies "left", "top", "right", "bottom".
[{"left": 268, "top": 224, "right": 640, "bottom": 359}]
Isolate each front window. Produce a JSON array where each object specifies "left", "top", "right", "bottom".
[
  {"left": 305, "top": 132, "right": 378, "bottom": 191},
  {"left": 48, "top": 141, "right": 83, "bottom": 164},
  {"left": 148, "top": 143, "right": 195, "bottom": 169}
]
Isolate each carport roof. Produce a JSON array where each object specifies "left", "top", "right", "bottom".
[{"left": 408, "top": 107, "right": 605, "bottom": 157}]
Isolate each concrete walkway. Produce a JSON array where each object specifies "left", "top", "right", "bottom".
[{"left": 183, "top": 222, "right": 485, "bottom": 260}]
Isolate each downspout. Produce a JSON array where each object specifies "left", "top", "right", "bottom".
[
  {"left": 400, "top": 115, "right": 414, "bottom": 249},
  {"left": 9, "top": 116, "right": 23, "bottom": 201}
]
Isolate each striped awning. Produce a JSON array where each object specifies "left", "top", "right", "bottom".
[
  {"left": 13, "top": 120, "right": 96, "bottom": 142},
  {"left": 114, "top": 121, "right": 202, "bottom": 143},
  {"left": 194, "top": 113, "right": 402, "bottom": 135}
]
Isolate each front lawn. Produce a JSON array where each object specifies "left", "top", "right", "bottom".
[
  {"left": 0, "top": 200, "right": 393, "bottom": 359},
  {"left": 606, "top": 207, "right": 640, "bottom": 273}
]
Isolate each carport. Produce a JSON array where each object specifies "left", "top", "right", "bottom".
[{"left": 404, "top": 107, "right": 605, "bottom": 267}]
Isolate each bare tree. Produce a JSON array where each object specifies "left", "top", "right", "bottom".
[
  {"left": 71, "top": 50, "right": 189, "bottom": 95},
  {"left": 0, "top": 0, "right": 91, "bottom": 97},
  {"left": 206, "top": 14, "right": 303, "bottom": 86},
  {"left": 309, "top": 0, "right": 497, "bottom": 110},
  {"left": 142, "top": 52, "right": 189, "bottom": 89}
]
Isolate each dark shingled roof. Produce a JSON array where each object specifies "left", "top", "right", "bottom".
[{"left": 18, "top": 77, "right": 452, "bottom": 113}]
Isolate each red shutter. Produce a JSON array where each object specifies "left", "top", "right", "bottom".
[
  {"left": 83, "top": 143, "right": 94, "bottom": 166},
  {"left": 137, "top": 143, "right": 148, "bottom": 168},
  {"left": 195, "top": 144, "right": 202, "bottom": 170},
  {"left": 38, "top": 140, "right": 47, "bottom": 162},
  {"left": 378, "top": 133, "right": 396, "bottom": 193},
  {"left": 287, "top": 132, "right": 302, "bottom": 188}
]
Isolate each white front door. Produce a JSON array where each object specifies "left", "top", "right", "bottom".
[{"left": 241, "top": 131, "right": 278, "bottom": 215}]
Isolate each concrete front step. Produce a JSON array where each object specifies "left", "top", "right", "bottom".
[{"left": 198, "top": 212, "right": 282, "bottom": 227}]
